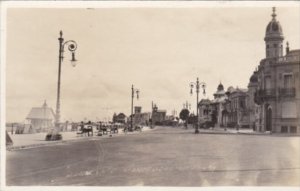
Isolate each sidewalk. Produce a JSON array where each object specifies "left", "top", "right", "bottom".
[
  {"left": 198, "top": 127, "right": 300, "bottom": 136},
  {"left": 199, "top": 127, "right": 269, "bottom": 135},
  {"left": 180, "top": 124, "right": 272, "bottom": 135},
  {"left": 7, "top": 126, "right": 152, "bottom": 151}
]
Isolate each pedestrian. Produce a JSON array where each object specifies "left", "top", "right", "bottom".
[
  {"left": 80, "top": 121, "right": 84, "bottom": 131},
  {"left": 87, "top": 121, "right": 93, "bottom": 136}
]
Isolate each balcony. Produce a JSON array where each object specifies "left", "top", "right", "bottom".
[
  {"left": 279, "top": 88, "right": 296, "bottom": 97},
  {"left": 258, "top": 89, "right": 275, "bottom": 97},
  {"left": 277, "top": 55, "right": 300, "bottom": 63},
  {"left": 254, "top": 89, "right": 276, "bottom": 104}
]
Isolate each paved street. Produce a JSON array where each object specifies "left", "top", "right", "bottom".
[{"left": 6, "top": 126, "right": 300, "bottom": 186}]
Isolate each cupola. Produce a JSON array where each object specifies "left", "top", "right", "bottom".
[{"left": 264, "top": 7, "right": 284, "bottom": 58}]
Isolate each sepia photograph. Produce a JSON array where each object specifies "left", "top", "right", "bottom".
[{"left": 1, "top": 1, "right": 300, "bottom": 190}]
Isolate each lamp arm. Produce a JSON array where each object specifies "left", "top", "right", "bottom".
[
  {"left": 198, "top": 82, "right": 206, "bottom": 86},
  {"left": 63, "top": 40, "right": 78, "bottom": 53}
]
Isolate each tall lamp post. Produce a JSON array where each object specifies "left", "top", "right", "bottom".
[
  {"left": 131, "top": 85, "right": 140, "bottom": 131},
  {"left": 47, "top": 30, "right": 78, "bottom": 141},
  {"left": 190, "top": 78, "right": 206, "bottom": 134}
]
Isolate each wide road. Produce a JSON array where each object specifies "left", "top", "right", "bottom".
[{"left": 6, "top": 126, "right": 300, "bottom": 186}]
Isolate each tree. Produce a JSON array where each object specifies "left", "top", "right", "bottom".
[{"left": 179, "top": 109, "right": 190, "bottom": 128}]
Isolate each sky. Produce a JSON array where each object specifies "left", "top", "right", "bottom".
[{"left": 3, "top": 3, "right": 300, "bottom": 123}]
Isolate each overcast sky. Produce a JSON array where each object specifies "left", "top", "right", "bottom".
[{"left": 4, "top": 3, "right": 300, "bottom": 123}]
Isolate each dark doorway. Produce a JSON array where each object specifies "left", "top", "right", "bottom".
[{"left": 266, "top": 106, "right": 272, "bottom": 131}]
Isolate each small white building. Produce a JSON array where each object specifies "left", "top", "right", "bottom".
[{"left": 26, "top": 101, "right": 55, "bottom": 132}]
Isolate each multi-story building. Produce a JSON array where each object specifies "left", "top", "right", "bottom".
[
  {"left": 225, "top": 87, "right": 250, "bottom": 128},
  {"left": 198, "top": 84, "right": 250, "bottom": 128},
  {"left": 253, "top": 8, "right": 300, "bottom": 133}
]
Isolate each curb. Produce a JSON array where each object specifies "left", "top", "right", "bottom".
[
  {"left": 7, "top": 136, "right": 97, "bottom": 151},
  {"left": 198, "top": 130, "right": 300, "bottom": 136}
]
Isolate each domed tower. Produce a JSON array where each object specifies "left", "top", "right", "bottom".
[
  {"left": 214, "top": 82, "right": 225, "bottom": 99},
  {"left": 217, "top": 83, "right": 224, "bottom": 92},
  {"left": 264, "top": 7, "right": 284, "bottom": 58}
]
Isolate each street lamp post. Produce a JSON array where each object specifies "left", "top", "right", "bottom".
[
  {"left": 190, "top": 78, "right": 206, "bottom": 134},
  {"left": 131, "top": 85, "right": 139, "bottom": 131},
  {"left": 46, "top": 30, "right": 78, "bottom": 141}
]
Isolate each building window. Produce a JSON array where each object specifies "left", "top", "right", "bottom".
[
  {"left": 290, "top": 126, "right": 297, "bottom": 133},
  {"left": 281, "top": 126, "right": 288, "bottom": 133},
  {"left": 283, "top": 74, "right": 293, "bottom": 88},
  {"left": 264, "top": 76, "right": 271, "bottom": 89},
  {"left": 240, "top": 98, "right": 245, "bottom": 109},
  {"left": 281, "top": 101, "right": 297, "bottom": 118}
]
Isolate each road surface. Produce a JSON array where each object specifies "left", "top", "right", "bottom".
[{"left": 6, "top": 126, "right": 300, "bottom": 186}]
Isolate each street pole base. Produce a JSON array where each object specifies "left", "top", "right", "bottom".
[
  {"left": 45, "top": 133, "right": 63, "bottom": 141},
  {"left": 195, "top": 129, "right": 200, "bottom": 134}
]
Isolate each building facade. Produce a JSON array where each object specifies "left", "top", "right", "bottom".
[
  {"left": 225, "top": 87, "right": 250, "bottom": 128},
  {"left": 26, "top": 101, "right": 55, "bottom": 132},
  {"left": 198, "top": 84, "right": 251, "bottom": 129},
  {"left": 248, "top": 70, "right": 260, "bottom": 130},
  {"left": 198, "top": 99, "right": 212, "bottom": 123},
  {"left": 132, "top": 106, "right": 151, "bottom": 126},
  {"left": 211, "top": 83, "right": 227, "bottom": 127},
  {"left": 151, "top": 104, "right": 166, "bottom": 125},
  {"left": 113, "top": 113, "right": 127, "bottom": 124},
  {"left": 253, "top": 8, "right": 300, "bottom": 133}
]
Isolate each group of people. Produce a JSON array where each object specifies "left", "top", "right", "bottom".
[
  {"left": 77, "top": 121, "right": 94, "bottom": 136},
  {"left": 76, "top": 121, "right": 143, "bottom": 136}
]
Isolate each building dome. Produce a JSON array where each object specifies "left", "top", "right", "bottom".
[
  {"left": 265, "top": 7, "right": 284, "bottom": 41},
  {"left": 227, "top": 86, "right": 235, "bottom": 93},
  {"left": 217, "top": 83, "right": 224, "bottom": 91},
  {"left": 250, "top": 72, "right": 258, "bottom": 83}
]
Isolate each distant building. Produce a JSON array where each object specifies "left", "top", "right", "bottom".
[
  {"left": 198, "top": 85, "right": 250, "bottom": 129},
  {"left": 151, "top": 104, "right": 166, "bottom": 125},
  {"left": 133, "top": 112, "right": 151, "bottom": 126},
  {"left": 252, "top": 8, "right": 300, "bottom": 133},
  {"left": 26, "top": 101, "right": 55, "bottom": 132},
  {"left": 198, "top": 99, "right": 212, "bottom": 123},
  {"left": 248, "top": 70, "right": 259, "bottom": 130},
  {"left": 132, "top": 106, "right": 151, "bottom": 126},
  {"left": 113, "top": 113, "right": 127, "bottom": 124},
  {"left": 211, "top": 83, "right": 227, "bottom": 127},
  {"left": 225, "top": 87, "right": 250, "bottom": 128},
  {"left": 165, "top": 115, "right": 175, "bottom": 121},
  {"left": 134, "top": 106, "right": 142, "bottom": 114}
]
